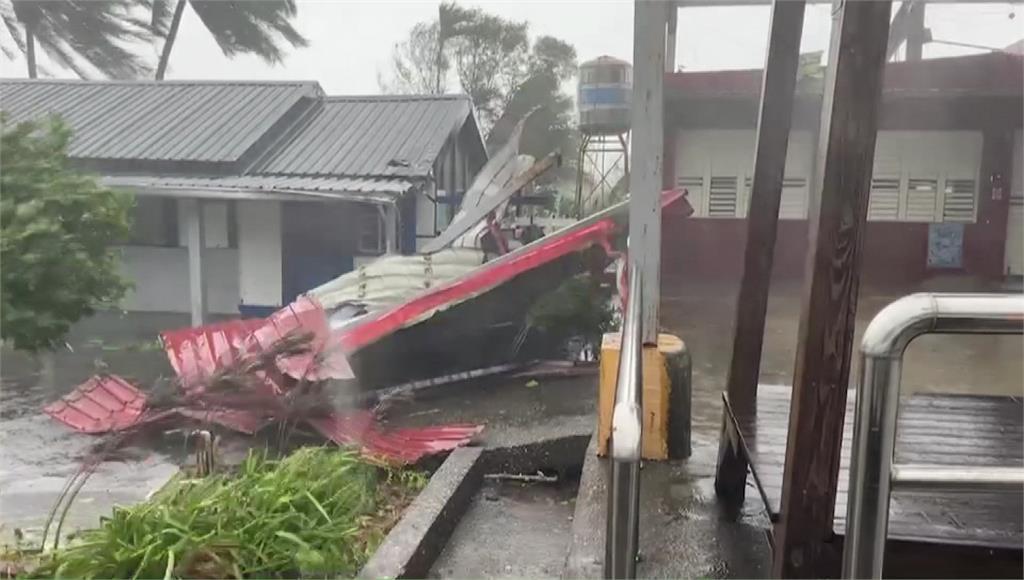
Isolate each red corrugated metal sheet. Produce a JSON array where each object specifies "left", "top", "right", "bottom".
[
  {"left": 246, "top": 296, "right": 353, "bottom": 382},
  {"left": 160, "top": 296, "right": 352, "bottom": 397},
  {"left": 43, "top": 375, "right": 147, "bottom": 433},
  {"left": 161, "top": 318, "right": 265, "bottom": 395},
  {"left": 307, "top": 412, "right": 483, "bottom": 464},
  {"left": 44, "top": 375, "right": 477, "bottom": 464}
]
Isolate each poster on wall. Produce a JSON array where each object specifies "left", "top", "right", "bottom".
[{"left": 927, "top": 223, "right": 964, "bottom": 269}]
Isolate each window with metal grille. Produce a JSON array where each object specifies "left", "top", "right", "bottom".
[
  {"left": 708, "top": 176, "right": 738, "bottom": 217},
  {"left": 942, "top": 179, "right": 976, "bottom": 223},
  {"left": 868, "top": 177, "right": 900, "bottom": 221},
  {"left": 905, "top": 178, "right": 939, "bottom": 222},
  {"left": 677, "top": 176, "right": 704, "bottom": 217}
]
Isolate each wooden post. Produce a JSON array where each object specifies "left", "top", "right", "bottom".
[
  {"left": 773, "top": 1, "right": 892, "bottom": 577},
  {"left": 715, "top": 0, "right": 807, "bottom": 501},
  {"left": 630, "top": 0, "right": 666, "bottom": 344}
]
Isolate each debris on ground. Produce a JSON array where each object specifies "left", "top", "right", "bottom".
[{"left": 41, "top": 114, "right": 691, "bottom": 465}]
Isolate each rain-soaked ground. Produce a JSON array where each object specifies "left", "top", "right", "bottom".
[
  {"left": 429, "top": 478, "right": 580, "bottom": 578},
  {"left": 1, "top": 275, "right": 1021, "bottom": 563}
]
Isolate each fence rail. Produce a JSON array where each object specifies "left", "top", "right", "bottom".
[
  {"left": 604, "top": 261, "right": 644, "bottom": 579},
  {"left": 842, "top": 293, "right": 1024, "bottom": 579}
]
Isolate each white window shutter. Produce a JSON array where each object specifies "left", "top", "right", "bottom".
[
  {"left": 868, "top": 177, "right": 900, "bottom": 221},
  {"left": 780, "top": 177, "right": 808, "bottom": 219},
  {"left": 708, "top": 176, "right": 739, "bottom": 217},
  {"left": 942, "top": 179, "right": 977, "bottom": 223},
  {"left": 905, "top": 178, "right": 939, "bottom": 222}
]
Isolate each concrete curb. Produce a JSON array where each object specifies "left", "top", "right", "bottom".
[
  {"left": 562, "top": 433, "right": 606, "bottom": 579},
  {"left": 360, "top": 433, "right": 592, "bottom": 579},
  {"left": 359, "top": 447, "right": 484, "bottom": 579}
]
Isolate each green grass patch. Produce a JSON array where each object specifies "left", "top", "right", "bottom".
[{"left": 32, "top": 448, "right": 427, "bottom": 579}]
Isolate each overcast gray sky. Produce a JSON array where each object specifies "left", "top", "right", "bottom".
[{"left": 2, "top": 1, "right": 1022, "bottom": 93}]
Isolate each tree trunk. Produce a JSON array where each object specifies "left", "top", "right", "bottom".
[
  {"left": 155, "top": 0, "right": 187, "bottom": 81},
  {"left": 25, "top": 27, "right": 36, "bottom": 78}
]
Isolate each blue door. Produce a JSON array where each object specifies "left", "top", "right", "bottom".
[{"left": 282, "top": 252, "right": 354, "bottom": 305}]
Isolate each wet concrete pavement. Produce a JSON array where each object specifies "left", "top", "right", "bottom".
[
  {"left": 429, "top": 478, "right": 580, "bottom": 578},
  {"left": 0, "top": 312, "right": 193, "bottom": 547}
]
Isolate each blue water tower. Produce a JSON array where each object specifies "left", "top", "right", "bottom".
[
  {"left": 574, "top": 56, "right": 632, "bottom": 217},
  {"left": 578, "top": 55, "right": 633, "bottom": 136}
]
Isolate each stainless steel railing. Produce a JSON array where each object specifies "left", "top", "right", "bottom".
[
  {"left": 605, "top": 262, "right": 644, "bottom": 579},
  {"left": 843, "top": 293, "right": 1024, "bottom": 579}
]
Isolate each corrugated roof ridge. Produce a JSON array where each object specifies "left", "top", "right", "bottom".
[
  {"left": 0, "top": 78, "right": 321, "bottom": 88},
  {"left": 251, "top": 168, "right": 433, "bottom": 179},
  {"left": 321, "top": 94, "right": 471, "bottom": 102}
]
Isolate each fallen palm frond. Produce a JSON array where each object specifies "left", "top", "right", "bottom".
[{"left": 33, "top": 447, "right": 426, "bottom": 579}]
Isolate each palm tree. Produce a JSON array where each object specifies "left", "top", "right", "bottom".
[
  {"left": 151, "top": 0, "right": 308, "bottom": 81},
  {"left": 1, "top": 0, "right": 153, "bottom": 79}
]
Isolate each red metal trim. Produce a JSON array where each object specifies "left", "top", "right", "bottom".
[{"left": 338, "top": 219, "right": 619, "bottom": 352}]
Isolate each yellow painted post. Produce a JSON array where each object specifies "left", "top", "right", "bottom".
[{"left": 598, "top": 332, "right": 687, "bottom": 460}]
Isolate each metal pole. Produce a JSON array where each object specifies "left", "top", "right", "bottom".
[
  {"left": 843, "top": 293, "right": 1024, "bottom": 579},
  {"left": 891, "top": 464, "right": 1024, "bottom": 493},
  {"left": 605, "top": 263, "right": 643, "bottom": 579},
  {"left": 630, "top": 0, "right": 665, "bottom": 344}
]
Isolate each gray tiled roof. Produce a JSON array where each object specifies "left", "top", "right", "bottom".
[{"left": 0, "top": 79, "right": 320, "bottom": 163}]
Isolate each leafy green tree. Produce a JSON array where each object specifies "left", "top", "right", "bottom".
[
  {"left": 0, "top": 0, "right": 153, "bottom": 79},
  {"left": 150, "top": 0, "right": 308, "bottom": 80},
  {"left": 381, "top": 2, "right": 476, "bottom": 95},
  {"left": 383, "top": 3, "right": 578, "bottom": 165},
  {"left": 1, "top": 115, "right": 132, "bottom": 353}
]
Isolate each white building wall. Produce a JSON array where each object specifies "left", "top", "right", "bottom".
[
  {"left": 674, "top": 129, "right": 814, "bottom": 219},
  {"left": 118, "top": 246, "right": 239, "bottom": 314},
  {"left": 237, "top": 200, "right": 283, "bottom": 307},
  {"left": 674, "top": 129, "right": 983, "bottom": 223}
]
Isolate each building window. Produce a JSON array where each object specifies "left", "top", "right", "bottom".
[
  {"left": 867, "top": 176, "right": 977, "bottom": 224},
  {"left": 868, "top": 177, "right": 901, "bottom": 221},
  {"left": 129, "top": 196, "right": 178, "bottom": 246},
  {"left": 707, "top": 176, "right": 738, "bottom": 218},
  {"left": 358, "top": 209, "right": 384, "bottom": 254},
  {"left": 905, "top": 177, "right": 939, "bottom": 222},
  {"left": 780, "top": 177, "right": 808, "bottom": 219},
  {"left": 942, "top": 179, "right": 977, "bottom": 223}
]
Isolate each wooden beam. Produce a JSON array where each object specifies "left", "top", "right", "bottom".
[
  {"left": 772, "top": 0, "right": 893, "bottom": 577},
  {"left": 630, "top": 0, "right": 666, "bottom": 344},
  {"left": 715, "top": 0, "right": 807, "bottom": 502}
]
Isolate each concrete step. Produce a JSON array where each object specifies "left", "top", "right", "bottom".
[{"left": 564, "top": 433, "right": 774, "bottom": 579}]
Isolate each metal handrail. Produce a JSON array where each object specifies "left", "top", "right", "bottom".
[
  {"left": 605, "top": 261, "right": 644, "bottom": 579},
  {"left": 843, "top": 293, "right": 1024, "bottom": 579}
]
